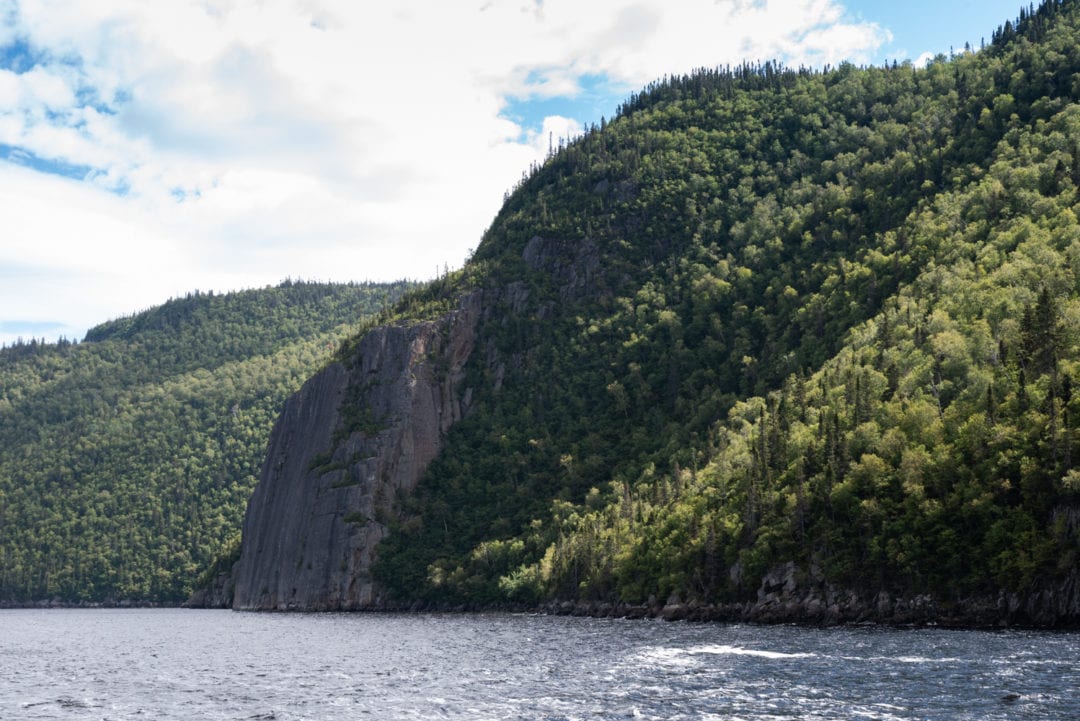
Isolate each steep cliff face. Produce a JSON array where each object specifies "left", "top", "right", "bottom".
[{"left": 230, "top": 292, "right": 481, "bottom": 610}]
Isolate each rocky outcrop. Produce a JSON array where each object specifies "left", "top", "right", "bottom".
[
  {"left": 228, "top": 292, "right": 482, "bottom": 610},
  {"left": 213, "top": 235, "right": 607, "bottom": 612},
  {"left": 734, "top": 556, "right": 1080, "bottom": 627},
  {"left": 542, "top": 560, "right": 1080, "bottom": 628},
  {"left": 185, "top": 569, "right": 234, "bottom": 609}
]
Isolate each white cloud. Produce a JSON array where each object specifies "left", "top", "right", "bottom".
[
  {"left": 914, "top": 51, "right": 937, "bottom": 68},
  {"left": 0, "top": 0, "right": 888, "bottom": 345},
  {"left": 0, "top": 163, "right": 198, "bottom": 344},
  {"left": 525, "top": 115, "right": 586, "bottom": 159}
]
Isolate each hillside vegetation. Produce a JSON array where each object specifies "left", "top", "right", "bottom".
[
  {"left": 365, "top": 0, "right": 1080, "bottom": 616},
  {"left": 0, "top": 281, "right": 413, "bottom": 603}
]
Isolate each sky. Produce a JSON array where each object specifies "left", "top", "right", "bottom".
[{"left": 0, "top": 0, "right": 1029, "bottom": 346}]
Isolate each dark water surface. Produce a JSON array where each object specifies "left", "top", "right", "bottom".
[{"left": 0, "top": 609, "right": 1076, "bottom": 720}]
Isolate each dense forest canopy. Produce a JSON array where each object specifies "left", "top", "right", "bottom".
[
  {"left": 363, "top": 0, "right": 1080, "bottom": 614},
  {"left": 0, "top": 280, "right": 414, "bottom": 602}
]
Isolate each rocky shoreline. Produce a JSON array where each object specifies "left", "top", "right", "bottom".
[
  {"left": 19, "top": 559, "right": 1077, "bottom": 628},
  {"left": 181, "top": 559, "right": 1080, "bottom": 629},
  {"left": 0, "top": 599, "right": 179, "bottom": 609},
  {"left": 536, "top": 561, "right": 1080, "bottom": 629}
]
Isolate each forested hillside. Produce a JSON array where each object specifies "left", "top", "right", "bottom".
[
  {"left": 0, "top": 280, "right": 413, "bottom": 603},
  {"left": 350, "top": 0, "right": 1080, "bottom": 622}
]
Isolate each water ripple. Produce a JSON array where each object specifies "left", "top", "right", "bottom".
[{"left": 0, "top": 610, "right": 1077, "bottom": 720}]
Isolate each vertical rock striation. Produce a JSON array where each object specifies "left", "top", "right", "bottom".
[{"left": 230, "top": 292, "right": 481, "bottom": 610}]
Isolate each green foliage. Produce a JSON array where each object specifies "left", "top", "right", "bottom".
[
  {"left": 0, "top": 280, "right": 414, "bottom": 603},
  {"left": 373, "top": 0, "right": 1080, "bottom": 608}
]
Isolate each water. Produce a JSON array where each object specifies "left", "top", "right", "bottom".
[{"left": 0, "top": 609, "right": 1076, "bottom": 720}]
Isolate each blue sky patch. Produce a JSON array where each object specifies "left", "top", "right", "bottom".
[
  {"left": 0, "top": 143, "right": 93, "bottom": 182},
  {"left": 502, "top": 72, "right": 633, "bottom": 137},
  {"left": 846, "top": 0, "right": 1025, "bottom": 65},
  {"left": 75, "top": 85, "right": 117, "bottom": 116},
  {"left": 0, "top": 37, "right": 47, "bottom": 74}
]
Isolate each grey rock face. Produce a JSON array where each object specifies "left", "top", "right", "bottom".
[
  {"left": 230, "top": 292, "right": 481, "bottom": 610},
  {"left": 184, "top": 571, "right": 234, "bottom": 609}
]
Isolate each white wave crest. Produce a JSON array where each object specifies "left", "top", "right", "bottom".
[{"left": 688, "top": 644, "right": 816, "bottom": 659}]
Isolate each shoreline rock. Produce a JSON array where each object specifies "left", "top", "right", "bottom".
[{"left": 0, "top": 599, "right": 179, "bottom": 610}]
